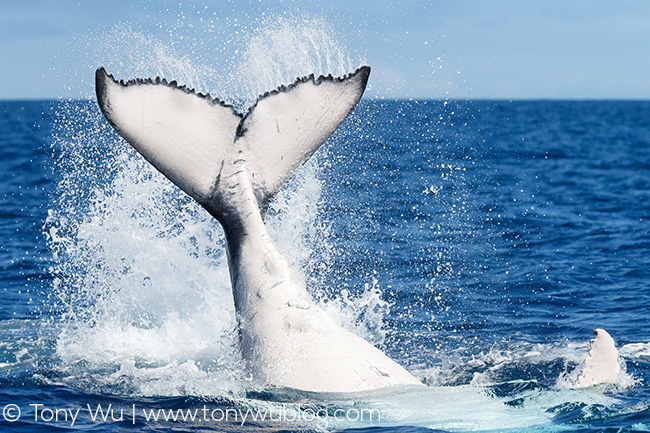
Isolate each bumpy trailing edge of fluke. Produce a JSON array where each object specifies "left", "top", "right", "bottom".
[{"left": 94, "top": 65, "right": 370, "bottom": 216}]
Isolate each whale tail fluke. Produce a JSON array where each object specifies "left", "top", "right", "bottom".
[{"left": 95, "top": 66, "right": 370, "bottom": 222}]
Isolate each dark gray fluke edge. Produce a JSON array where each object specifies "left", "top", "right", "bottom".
[
  {"left": 235, "top": 66, "right": 371, "bottom": 137},
  {"left": 95, "top": 66, "right": 371, "bottom": 137},
  {"left": 95, "top": 67, "right": 242, "bottom": 119}
]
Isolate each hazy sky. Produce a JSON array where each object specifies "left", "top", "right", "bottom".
[{"left": 1, "top": 0, "right": 649, "bottom": 100}]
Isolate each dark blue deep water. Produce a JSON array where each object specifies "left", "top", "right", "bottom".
[{"left": 1, "top": 99, "right": 649, "bottom": 432}]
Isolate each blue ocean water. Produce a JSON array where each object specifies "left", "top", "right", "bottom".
[{"left": 0, "top": 98, "right": 649, "bottom": 432}]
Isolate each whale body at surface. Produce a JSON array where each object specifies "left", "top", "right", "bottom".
[
  {"left": 577, "top": 328, "right": 620, "bottom": 388},
  {"left": 95, "top": 66, "right": 423, "bottom": 393}
]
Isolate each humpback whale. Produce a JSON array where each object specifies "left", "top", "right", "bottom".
[
  {"left": 95, "top": 66, "right": 422, "bottom": 393},
  {"left": 577, "top": 328, "right": 620, "bottom": 387}
]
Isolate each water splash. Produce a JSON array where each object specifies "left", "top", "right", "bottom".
[
  {"left": 97, "top": 24, "right": 217, "bottom": 93},
  {"left": 231, "top": 16, "right": 362, "bottom": 109}
]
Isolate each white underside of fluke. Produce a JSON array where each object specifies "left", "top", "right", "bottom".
[{"left": 95, "top": 66, "right": 423, "bottom": 393}]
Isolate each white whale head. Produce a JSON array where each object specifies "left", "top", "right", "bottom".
[{"left": 577, "top": 328, "right": 620, "bottom": 388}]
